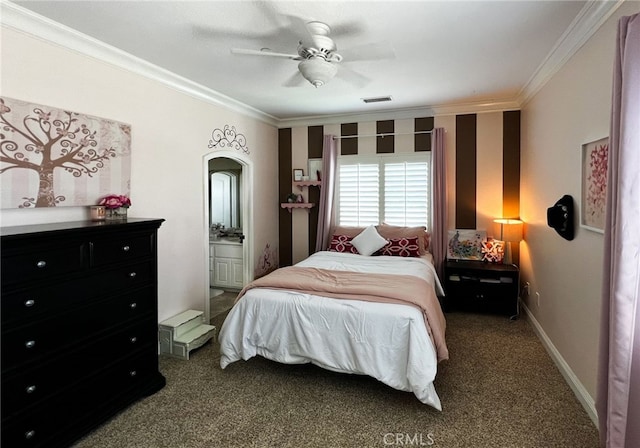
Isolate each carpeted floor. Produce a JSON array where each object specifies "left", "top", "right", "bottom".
[{"left": 72, "top": 311, "right": 599, "bottom": 448}]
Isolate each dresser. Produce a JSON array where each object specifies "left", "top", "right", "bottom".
[{"left": 1, "top": 219, "right": 165, "bottom": 448}]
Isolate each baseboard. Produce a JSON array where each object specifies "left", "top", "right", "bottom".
[{"left": 520, "top": 300, "right": 598, "bottom": 427}]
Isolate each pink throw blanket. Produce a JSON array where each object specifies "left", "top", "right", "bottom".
[{"left": 237, "top": 266, "right": 449, "bottom": 362}]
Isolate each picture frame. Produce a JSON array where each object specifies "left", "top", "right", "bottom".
[
  {"left": 293, "top": 168, "right": 304, "bottom": 181},
  {"left": 308, "top": 158, "right": 323, "bottom": 181},
  {"left": 447, "top": 229, "right": 487, "bottom": 260},
  {"left": 580, "top": 136, "right": 609, "bottom": 233}
]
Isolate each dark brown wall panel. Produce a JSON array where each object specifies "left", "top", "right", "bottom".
[
  {"left": 308, "top": 126, "right": 323, "bottom": 253},
  {"left": 455, "top": 114, "right": 477, "bottom": 229},
  {"left": 503, "top": 110, "right": 521, "bottom": 265},
  {"left": 503, "top": 110, "right": 521, "bottom": 219},
  {"left": 376, "top": 120, "right": 394, "bottom": 153},
  {"left": 278, "top": 128, "right": 292, "bottom": 267},
  {"left": 414, "top": 117, "right": 434, "bottom": 152},
  {"left": 341, "top": 123, "right": 358, "bottom": 155}
]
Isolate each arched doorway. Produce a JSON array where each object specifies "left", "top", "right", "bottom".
[{"left": 203, "top": 151, "right": 253, "bottom": 322}]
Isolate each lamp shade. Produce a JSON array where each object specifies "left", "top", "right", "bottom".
[{"left": 493, "top": 218, "right": 523, "bottom": 242}]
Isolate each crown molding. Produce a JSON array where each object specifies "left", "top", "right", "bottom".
[
  {"left": 276, "top": 99, "right": 522, "bottom": 128},
  {"left": 0, "top": 1, "right": 279, "bottom": 126},
  {"left": 518, "top": 0, "right": 624, "bottom": 106}
]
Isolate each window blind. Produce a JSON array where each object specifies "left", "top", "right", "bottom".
[{"left": 337, "top": 154, "right": 431, "bottom": 229}]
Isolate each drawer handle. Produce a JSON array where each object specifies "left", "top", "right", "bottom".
[
  {"left": 130, "top": 302, "right": 137, "bottom": 309},
  {"left": 36, "top": 260, "right": 46, "bottom": 268},
  {"left": 24, "top": 299, "right": 36, "bottom": 307},
  {"left": 129, "top": 272, "right": 137, "bottom": 278},
  {"left": 122, "top": 245, "right": 130, "bottom": 252},
  {"left": 129, "top": 370, "right": 137, "bottom": 377},
  {"left": 25, "top": 430, "right": 36, "bottom": 440},
  {"left": 26, "top": 385, "right": 37, "bottom": 394},
  {"left": 25, "top": 340, "right": 36, "bottom": 349},
  {"left": 130, "top": 336, "right": 138, "bottom": 344}
]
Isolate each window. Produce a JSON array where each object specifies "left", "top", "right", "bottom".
[{"left": 337, "top": 153, "right": 431, "bottom": 229}]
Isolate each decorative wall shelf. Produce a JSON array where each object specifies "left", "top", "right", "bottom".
[
  {"left": 280, "top": 203, "right": 315, "bottom": 213},
  {"left": 293, "top": 180, "right": 322, "bottom": 191}
]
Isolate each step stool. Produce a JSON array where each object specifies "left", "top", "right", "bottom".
[{"left": 159, "top": 310, "right": 216, "bottom": 360}]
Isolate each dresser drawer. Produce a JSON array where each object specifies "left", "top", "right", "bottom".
[
  {"left": 1, "top": 350, "right": 159, "bottom": 448},
  {"left": 2, "top": 261, "right": 155, "bottom": 329},
  {"left": 1, "top": 289, "right": 156, "bottom": 371},
  {"left": 1, "top": 241, "right": 86, "bottom": 287},
  {"left": 91, "top": 231, "right": 155, "bottom": 267},
  {"left": 214, "top": 243, "right": 242, "bottom": 259}
]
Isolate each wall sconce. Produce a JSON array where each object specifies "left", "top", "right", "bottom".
[
  {"left": 547, "top": 195, "right": 574, "bottom": 241},
  {"left": 493, "top": 218, "right": 524, "bottom": 265}
]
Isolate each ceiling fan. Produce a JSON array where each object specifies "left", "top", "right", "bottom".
[{"left": 231, "top": 21, "right": 393, "bottom": 88}]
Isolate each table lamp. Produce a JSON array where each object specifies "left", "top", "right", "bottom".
[{"left": 493, "top": 218, "right": 523, "bottom": 264}]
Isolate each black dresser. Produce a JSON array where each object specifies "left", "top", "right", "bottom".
[{"left": 1, "top": 219, "right": 165, "bottom": 447}]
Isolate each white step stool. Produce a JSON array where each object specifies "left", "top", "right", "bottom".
[{"left": 159, "top": 310, "right": 216, "bottom": 360}]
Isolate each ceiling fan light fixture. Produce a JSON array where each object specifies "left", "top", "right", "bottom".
[{"left": 298, "top": 57, "right": 338, "bottom": 88}]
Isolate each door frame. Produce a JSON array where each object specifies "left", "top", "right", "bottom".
[{"left": 203, "top": 150, "right": 254, "bottom": 322}]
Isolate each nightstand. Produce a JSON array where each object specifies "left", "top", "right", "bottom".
[{"left": 444, "top": 260, "right": 519, "bottom": 318}]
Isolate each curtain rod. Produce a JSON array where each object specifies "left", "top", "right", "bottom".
[{"left": 333, "top": 130, "right": 433, "bottom": 140}]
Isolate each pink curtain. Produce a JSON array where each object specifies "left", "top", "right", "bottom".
[
  {"left": 430, "top": 128, "right": 447, "bottom": 280},
  {"left": 315, "top": 135, "right": 338, "bottom": 252},
  {"left": 597, "top": 13, "right": 640, "bottom": 448}
]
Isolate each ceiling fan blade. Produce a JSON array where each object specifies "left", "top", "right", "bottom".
[
  {"left": 231, "top": 48, "right": 301, "bottom": 60},
  {"left": 336, "top": 65, "right": 371, "bottom": 88},
  {"left": 283, "top": 71, "right": 306, "bottom": 88},
  {"left": 339, "top": 41, "right": 396, "bottom": 63}
]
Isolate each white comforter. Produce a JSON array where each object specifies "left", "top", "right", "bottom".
[{"left": 218, "top": 251, "right": 446, "bottom": 410}]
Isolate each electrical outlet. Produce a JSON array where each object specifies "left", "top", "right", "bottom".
[
  {"left": 523, "top": 282, "right": 530, "bottom": 297},
  {"left": 536, "top": 291, "right": 541, "bottom": 307}
]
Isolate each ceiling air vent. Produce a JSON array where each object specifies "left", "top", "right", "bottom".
[{"left": 362, "top": 96, "right": 392, "bottom": 104}]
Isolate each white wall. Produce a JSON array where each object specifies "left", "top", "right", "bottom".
[
  {"left": 520, "top": 0, "right": 640, "bottom": 404},
  {"left": 0, "top": 26, "right": 279, "bottom": 322}
]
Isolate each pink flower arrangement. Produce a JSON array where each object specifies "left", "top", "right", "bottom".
[{"left": 99, "top": 194, "right": 131, "bottom": 209}]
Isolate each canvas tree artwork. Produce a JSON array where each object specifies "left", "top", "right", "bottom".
[{"left": 0, "top": 97, "right": 131, "bottom": 209}]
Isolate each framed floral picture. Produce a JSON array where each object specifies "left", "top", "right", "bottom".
[
  {"left": 447, "top": 229, "right": 487, "bottom": 260},
  {"left": 581, "top": 137, "right": 609, "bottom": 233}
]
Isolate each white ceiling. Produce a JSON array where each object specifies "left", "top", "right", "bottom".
[{"left": 6, "top": 1, "right": 619, "bottom": 124}]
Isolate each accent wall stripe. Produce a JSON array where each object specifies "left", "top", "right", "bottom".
[
  {"left": 455, "top": 114, "right": 477, "bottom": 229},
  {"left": 341, "top": 123, "right": 358, "bottom": 155},
  {"left": 376, "top": 120, "right": 394, "bottom": 153},
  {"left": 308, "top": 126, "right": 323, "bottom": 254},
  {"left": 503, "top": 110, "right": 521, "bottom": 264},
  {"left": 278, "top": 128, "right": 292, "bottom": 267},
  {"left": 502, "top": 110, "right": 521, "bottom": 219},
  {"left": 414, "top": 117, "right": 434, "bottom": 152}
]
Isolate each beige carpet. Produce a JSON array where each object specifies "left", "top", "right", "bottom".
[{"left": 72, "top": 312, "right": 599, "bottom": 448}]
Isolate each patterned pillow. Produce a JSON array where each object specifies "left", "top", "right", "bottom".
[
  {"left": 328, "top": 234, "right": 359, "bottom": 254},
  {"left": 379, "top": 237, "right": 421, "bottom": 257}
]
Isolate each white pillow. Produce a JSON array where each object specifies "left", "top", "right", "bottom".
[{"left": 351, "top": 225, "right": 388, "bottom": 256}]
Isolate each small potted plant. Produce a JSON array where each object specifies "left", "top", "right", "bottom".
[{"left": 286, "top": 193, "right": 298, "bottom": 203}]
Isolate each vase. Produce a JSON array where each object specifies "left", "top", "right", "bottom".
[{"left": 106, "top": 207, "right": 128, "bottom": 221}]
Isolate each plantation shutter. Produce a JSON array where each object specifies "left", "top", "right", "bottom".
[
  {"left": 338, "top": 163, "right": 379, "bottom": 226},
  {"left": 383, "top": 161, "right": 429, "bottom": 227},
  {"left": 337, "top": 154, "right": 431, "bottom": 229}
]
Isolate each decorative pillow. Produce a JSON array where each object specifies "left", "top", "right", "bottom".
[
  {"left": 379, "top": 237, "right": 421, "bottom": 257},
  {"left": 351, "top": 225, "right": 388, "bottom": 256},
  {"left": 482, "top": 239, "right": 504, "bottom": 263},
  {"left": 330, "top": 226, "right": 367, "bottom": 238},
  {"left": 377, "top": 224, "right": 430, "bottom": 254},
  {"left": 328, "top": 234, "right": 359, "bottom": 254}
]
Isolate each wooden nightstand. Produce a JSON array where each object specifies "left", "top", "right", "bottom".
[{"left": 444, "top": 260, "right": 519, "bottom": 318}]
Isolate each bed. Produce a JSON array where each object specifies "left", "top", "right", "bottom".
[{"left": 219, "top": 237, "right": 449, "bottom": 410}]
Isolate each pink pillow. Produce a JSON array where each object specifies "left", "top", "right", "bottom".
[
  {"left": 377, "top": 224, "right": 430, "bottom": 254},
  {"left": 328, "top": 234, "right": 359, "bottom": 254},
  {"left": 379, "top": 236, "right": 421, "bottom": 257}
]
